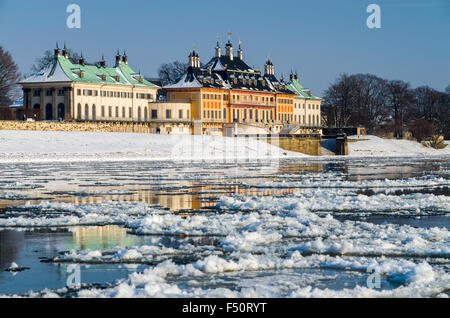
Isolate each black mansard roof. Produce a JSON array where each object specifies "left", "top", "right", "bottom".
[{"left": 165, "top": 54, "right": 294, "bottom": 95}]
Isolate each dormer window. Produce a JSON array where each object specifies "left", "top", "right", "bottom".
[
  {"left": 112, "top": 75, "right": 120, "bottom": 82},
  {"left": 98, "top": 74, "right": 107, "bottom": 81}
]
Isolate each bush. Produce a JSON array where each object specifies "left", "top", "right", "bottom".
[{"left": 408, "top": 119, "right": 436, "bottom": 142}]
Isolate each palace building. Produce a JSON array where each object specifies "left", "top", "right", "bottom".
[
  {"left": 286, "top": 72, "right": 322, "bottom": 133},
  {"left": 20, "top": 44, "right": 161, "bottom": 123},
  {"left": 165, "top": 38, "right": 322, "bottom": 135},
  {"left": 18, "top": 41, "right": 321, "bottom": 136}
]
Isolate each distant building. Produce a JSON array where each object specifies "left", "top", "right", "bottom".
[
  {"left": 286, "top": 73, "right": 322, "bottom": 133},
  {"left": 17, "top": 41, "right": 322, "bottom": 136},
  {"left": 19, "top": 44, "right": 161, "bottom": 121},
  {"left": 165, "top": 38, "right": 322, "bottom": 135}
]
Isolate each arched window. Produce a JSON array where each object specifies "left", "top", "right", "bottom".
[
  {"left": 77, "top": 103, "right": 82, "bottom": 120},
  {"left": 33, "top": 104, "right": 40, "bottom": 109},
  {"left": 57, "top": 103, "right": 65, "bottom": 120},
  {"left": 137, "top": 107, "right": 141, "bottom": 121},
  {"left": 144, "top": 107, "right": 148, "bottom": 121},
  {"left": 85, "top": 104, "right": 89, "bottom": 120},
  {"left": 45, "top": 103, "right": 53, "bottom": 120},
  {"left": 92, "top": 104, "right": 96, "bottom": 120}
]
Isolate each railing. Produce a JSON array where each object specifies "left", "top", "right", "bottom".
[{"left": 230, "top": 100, "right": 276, "bottom": 107}]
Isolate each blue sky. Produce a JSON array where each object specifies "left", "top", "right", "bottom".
[{"left": 0, "top": 0, "right": 449, "bottom": 95}]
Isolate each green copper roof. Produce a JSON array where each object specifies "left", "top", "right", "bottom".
[
  {"left": 57, "top": 55, "right": 159, "bottom": 88},
  {"left": 286, "top": 77, "right": 320, "bottom": 100}
]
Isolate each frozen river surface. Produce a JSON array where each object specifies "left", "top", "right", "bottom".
[{"left": 0, "top": 156, "right": 449, "bottom": 297}]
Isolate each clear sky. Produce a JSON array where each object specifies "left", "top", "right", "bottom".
[{"left": 0, "top": 0, "right": 449, "bottom": 95}]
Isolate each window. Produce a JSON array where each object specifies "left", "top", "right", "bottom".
[
  {"left": 58, "top": 89, "right": 65, "bottom": 96},
  {"left": 187, "top": 110, "right": 190, "bottom": 119},
  {"left": 179, "top": 109, "right": 183, "bottom": 119},
  {"left": 46, "top": 90, "right": 52, "bottom": 96},
  {"left": 129, "top": 108, "right": 132, "bottom": 118},
  {"left": 144, "top": 107, "right": 148, "bottom": 121},
  {"left": 92, "top": 105, "right": 96, "bottom": 120},
  {"left": 77, "top": 89, "right": 81, "bottom": 96},
  {"left": 166, "top": 109, "right": 171, "bottom": 119},
  {"left": 77, "top": 103, "right": 82, "bottom": 120},
  {"left": 115, "top": 107, "right": 119, "bottom": 118},
  {"left": 85, "top": 104, "right": 89, "bottom": 119},
  {"left": 102, "top": 106, "right": 105, "bottom": 117},
  {"left": 223, "top": 108, "right": 226, "bottom": 119},
  {"left": 122, "top": 107, "right": 126, "bottom": 118},
  {"left": 108, "top": 106, "right": 112, "bottom": 117},
  {"left": 152, "top": 109, "right": 157, "bottom": 119}
]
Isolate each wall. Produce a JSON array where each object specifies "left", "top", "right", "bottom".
[{"left": 0, "top": 120, "right": 190, "bottom": 134}]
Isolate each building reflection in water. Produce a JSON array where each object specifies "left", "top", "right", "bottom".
[
  {"left": 69, "top": 225, "right": 139, "bottom": 251},
  {"left": 0, "top": 230, "right": 24, "bottom": 269},
  {"left": 0, "top": 161, "right": 325, "bottom": 213}
]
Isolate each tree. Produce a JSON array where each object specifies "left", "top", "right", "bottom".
[
  {"left": 445, "top": 84, "right": 450, "bottom": 95},
  {"left": 322, "top": 73, "right": 388, "bottom": 132},
  {"left": 157, "top": 61, "right": 189, "bottom": 86},
  {"left": 385, "top": 80, "right": 413, "bottom": 138},
  {"left": 408, "top": 118, "right": 435, "bottom": 142},
  {"left": 322, "top": 73, "right": 355, "bottom": 128},
  {"left": 411, "top": 86, "right": 441, "bottom": 122},
  {"left": 30, "top": 48, "right": 81, "bottom": 74},
  {"left": 0, "top": 46, "right": 21, "bottom": 106}
]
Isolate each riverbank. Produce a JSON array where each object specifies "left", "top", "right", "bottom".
[{"left": 0, "top": 130, "right": 448, "bottom": 163}]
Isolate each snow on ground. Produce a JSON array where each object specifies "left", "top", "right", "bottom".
[
  {"left": 0, "top": 130, "right": 448, "bottom": 163},
  {"left": 348, "top": 135, "right": 450, "bottom": 157},
  {"left": 0, "top": 130, "right": 304, "bottom": 163}
]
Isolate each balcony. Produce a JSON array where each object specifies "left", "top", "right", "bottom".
[{"left": 230, "top": 100, "right": 276, "bottom": 107}]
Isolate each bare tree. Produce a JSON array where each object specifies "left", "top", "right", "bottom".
[
  {"left": 385, "top": 80, "right": 413, "bottom": 138},
  {"left": 30, "top": 49, "right": 81, "bottom": 74},
  {"left": 322, "top": 73, "right": 388, "bottom": 132},
  {"left": 157, "top": 61, "right": 189, "bottom": 86},
  {"left": 322, "top": 73, "right": 355, "bottom": 127},
  {"left": 0, "top": 46, "right": 21, "bottom": 106}
]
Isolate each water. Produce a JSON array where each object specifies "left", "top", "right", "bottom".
[{"left": 0, "top": 157, "right": 449, "bottom": 297}]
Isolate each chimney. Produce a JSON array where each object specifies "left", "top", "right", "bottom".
[
  {"left": 189, "top": 50, "right": 200, "bottom": 68},
  {"left": 188, "top": 51, "right": 195, "bottom": 68},
  {"left": 62, "top": 42, "right": 69, "bottom": 59},
  {"left": 79, "top": 52, "right": 85, "bottom": 66},
  {"left": 265, "top": 58, "right": 274, "bottom": 76},
  {"left": 100, "top": 54, "right": 106, "bottom": 68},
  {"left": 237, "top": 40, "right": 243, "bottom": 60},
  {"left": 122, "top": 50, "right": 128, "bottom": 64},
  {"left": 195, "top": 51, "right": 200, "bottom": 68},
  {"left": 115, "top": 49, "right": 122, "bottom": 65},
  {"left": 215, "top": 39, "right": 221, "bottom": 58},
  {"left": 54, "top": 42, "right": 61, "bottom": 57},
  {"left": 226, "top": 41, "right": 233, "bottom": 61}
]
